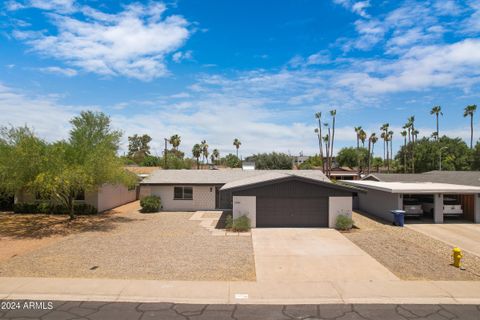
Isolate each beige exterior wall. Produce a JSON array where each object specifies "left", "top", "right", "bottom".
[
  {"left": 357, "top": 189, "right": 401, "bottom": 223},
  {"left": 233, "top": 196, "right": 256, "bottom": 228},
  {"left": 328, "top": 196, "right": 352, "bottom": 228},
  {"left": 96, "top": 184, "right": 136, "bottom": 212},
  {"left": 148, "top": 185, "right": 216, "bottom": 211}
]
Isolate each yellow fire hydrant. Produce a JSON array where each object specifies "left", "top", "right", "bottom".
[{"left": 452, "top": 247, "right": 463, "bottom": 268}]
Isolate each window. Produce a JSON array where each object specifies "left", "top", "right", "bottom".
[
  {"left": 174, "top": 186, "right": 193, "bottom": 200},
  {"left": 74, "top": 190, "right": 85, "bottom": 201}
]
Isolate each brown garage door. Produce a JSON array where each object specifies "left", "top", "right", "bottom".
[{"left": 256, "top": 197, "right": 328, "bottom": 227}]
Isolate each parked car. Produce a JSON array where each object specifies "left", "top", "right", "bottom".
[
  {"left": 402, "top": 198, "right": 423, "bottom": 216},
  {"left": 421, "top": 197, "right": 463, "bottom": 216}
]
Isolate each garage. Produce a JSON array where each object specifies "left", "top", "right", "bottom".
[
  {"left": 256, "top": 197, "right": 328, "bottom": 227},
  {"left": 220, "top": 172, "right": 358, "bottom": 228}
]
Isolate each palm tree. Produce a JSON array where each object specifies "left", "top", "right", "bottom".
[
  {"left": 192, "top": 144, "right": 202, "bottom": 169},
  {"left": 380, "top": 123, "right": 389, "bottom": 163},
  {"left": 359, "top": 129, "right": 367, "bottom": 147},
  {"left": 406, "top": 116, "right": 415, "bottom": 172},
  {"left": 169, "top": 134, "right": 181, "bottom": 150},
  {"left": 201, "top": 140, "right": 209, "bottom": 164},
  {"left": 329, "top": 109, "right": 336, "bottom": 173},
  {"left": 464, "top": 104, "right": 477, "bottom": 149},
  {"left": 323, "top": 133, "right": 330, "bottom": 176},
  {"left": 388, "top": 130, "right": 393, "bottom": 173},
  {"left": 354, "top": 126, "right": 362, "bottom": 149},
  {"left": 430, "top": 106, "right": 442, "bottom": 140},
  {"left": 401, "top": 130, "right": 407, "bottom": 173},
  {"left": 233, "top": 138, "right": 241, "bottom": 157},
  {"left": 367, "top": 132, "right": 377, "bottom": 174},
  {"left": 315, "top": 112, "right": 324, "bottom": 172},
  {"left": 212, "top": 148, "right": 220, "bottom": 165}
]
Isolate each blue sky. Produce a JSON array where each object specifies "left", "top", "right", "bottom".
[{"left": 1, "top": 0, "right": 479, "bottom": 158}]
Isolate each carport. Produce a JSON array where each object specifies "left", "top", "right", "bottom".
[
  {"left": 220, "top": 172, "right": 358, "bottom": 228},
  {"left": 343, "top": 180, "right": 480, "bottom": 224}
]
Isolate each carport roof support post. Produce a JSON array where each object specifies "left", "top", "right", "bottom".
[
  {"left": 434, "top": 193, "right": 444, "bottom": 224},
  {"left": 475, "top": 193, "right": 480, "bottom": 223}
]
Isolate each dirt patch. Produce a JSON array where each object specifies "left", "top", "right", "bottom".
[
  {"left": 344, "top": 212, "right": 480, "bottom": 281},
  {"left": 0, "top": 208, "right": 255, "bottom": 281},
  {"left": 0, "top": 201, "right": 140, "bottom": 262}
]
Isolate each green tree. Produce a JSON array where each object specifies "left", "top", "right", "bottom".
[
  {"left": 38, "top": 112, "right": 136, "bottom": 219},
  {"left": 169, "top": 134, "right": 181, "bottom": 150},
  {"left": 371, "top": 157, "right": 383, "bottom": 173},
  {"left": 223, "top": 154, "right": 241, "bottom": 168},
  {"left": 248, "top": 152, "right": 292, "bottom": 170},
  {"left": 430, "top": 106, "right": 442, "bottom": 140},
  {"left": 472, "top": 141, "right": 480, "bottom": 170},
  {"left": 336, "top": 147, "right": 369, "bottom": 170},
  {"left": 395, "top": 136, "right": 472, "bottom": 173},
  {"left": 128, "top": 134, "right": 152, "bottom": 163},
  {"left": 192, "top": 144, "right": 202, "bottom": 169},
  {"left": 140, "top": 155, "right": 162, "bottom": 166},
  {"left": 211, "top": 149, "right": 220, "bottom": 164},
  {"left": 464, "top": 104, "right": 477, "bottom": 149},
  {"left": 0, "top": 126, "right": 48, "bottom": 194},
  {"left": 233, "top": 138, "right": 241, "bottom": 157},
  {"left": 298, "top": 155, "right": 323, "bottom": 170}
]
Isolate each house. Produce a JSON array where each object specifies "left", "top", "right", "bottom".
[
  {"left": 140, "top": 169, "right": 359, "bottom": 228},
  {"left": 15, "top": 183, "right": 137, "bottom": 212},
  {"left": 342, "top": 172, "right": 480, "bottom": 224},
  {"left": 329, "top": 167, "right": 359, "bottom": 180}
]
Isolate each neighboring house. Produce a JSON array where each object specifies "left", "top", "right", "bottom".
[
  {"left": 293, "top": 155, "right": 309, "bottom": 166},
  {"left": 15, "top": 183, "right": 137, "bottom": 212},
  {"left": 140, "top": 169, "right": 359, "bottom": 228},
  {"left": 125, "top": 166, "right": 161, "bottom": 181},
  {"left": 329, "top": 167, "right": 359, "bottom": 180},
  {"left": 343, "top": 172, "right": 480, "bottom": 224}
]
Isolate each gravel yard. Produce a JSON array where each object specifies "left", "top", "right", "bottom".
[
  {"left": 344, "top": 212, "right": 480, "bottom": 281},
  {"left": 0, "top": 206, "right": 256, "bottom": 281}
]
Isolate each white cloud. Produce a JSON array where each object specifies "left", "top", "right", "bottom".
[
  {"left": 11, "top": 2, "right": 191, "bottom": 80},
  {"left": 39, "top": 66, "right": 78, "bottom": 76},
  {"left": 6, "top": 0, "right": 75, "bottom": 12},
  {"left": 172, "top": 50, "right": 193, "bottom": 63},
  {"left": 333, "top": 0, "right": 371, "bottom": 18}
]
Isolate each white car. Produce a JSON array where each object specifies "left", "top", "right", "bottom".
[
  {"left": 403, "top": 198, "right": 423, "bottom": 216},
  {"left": 421, "top": 197, "right": 463, "bottom": 216}
]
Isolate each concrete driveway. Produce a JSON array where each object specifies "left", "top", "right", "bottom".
[
  {"left": 407, "top": 223, "right": 480, "bottom": 257},
  {"left": 252, "top": 228, "right": 398, "bottom": 283}
]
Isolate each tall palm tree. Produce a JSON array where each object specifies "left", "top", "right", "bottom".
[
  {"left": 354, "top": 126, "right": 362, "bottom": 149},
  {"left": 401, "top": 130, "right": 407, "bottom": 173},
  {"left": 233, "top": 138, "right": 241, "bottom": 157},
  {"left": 359, "top": 129, "right": 367, "bottom": 147},
  {"left": 380, "top": 123, "right": 389, "bottom": 162},
  {"left": 367, "top": 133, "right": 377, "bottom": 174},
  {"left": 329, "top": 109, "right": 336, "bottom": 173},
  {"left": 169, "top": 134, "right": 181, "bottom": 150},
  {"left": 315, "top": 112, "right": 324, "bottom": 171},
  {"left": 407, "top": 116, "right": 416, "bottom": 173},
  {"left": 464, "top": 104, "right": 477, "bottom": 149},
  {"left": 388, "top": 130, "right": 393, "bottom": 173},
  {"left": 192, "top": 144, "right": 202, "bottom": 169},
  {"left": 201, "top": 140, "right": 209, "bottom": 164},
  {"left": 323, "top": 132, "right": 330, "bottom": 176},
  {"left": 212, "top": 148, "right": 220, "bottom": 165},
  {"left": 430, "top": 106, "right": 442, "bottom": 140}
]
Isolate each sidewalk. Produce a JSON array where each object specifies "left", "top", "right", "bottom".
[{"left": 1, "top": 277, "right": 480, "bottom": 304}]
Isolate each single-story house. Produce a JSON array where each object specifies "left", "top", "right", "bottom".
[
  {"left": 140, "top": 169, "right": 360, "bottom": 228},
  {"left": 15, "top": 183, "right": 137, "bottom": 212},
  {"left": 342, "top": 176, "right": 480, "bottom": 224}
]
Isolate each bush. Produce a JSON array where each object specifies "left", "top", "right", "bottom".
[
  {"left": 232, "top": 215, "right": 251, "bottom": 232},
  {"left": 13, "top": 202, "right": 97, "bottom": 215},
  {"left": 140, "top": 195, "right": 161, "bottom": 213},
  {"left": 335, "top": 214, "right": 354, "bottom": 231},
  {"left": 225, "top": 214, "right": 233, "bottom": 229}
]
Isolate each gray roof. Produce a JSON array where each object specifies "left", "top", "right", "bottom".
[
  {"left": 220, "top": 171, "right": 329, "bottom": 191},
  {"left": 363, "top": 171, "right": 480, "bottom": 187},
  {"left": 141, "top": 169, "right": 329, "bottom": 185}
]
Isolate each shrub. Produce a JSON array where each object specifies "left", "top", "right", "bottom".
[
  {"left": 225, "top": 214, "right": 233, "bottom": 229},
  {"left": 13, "top": 202, "right": 97, "bottom": 215},
  {"left": 232, "top": 215, "right": 251, "bottom": 232},
  {"left": 140, "top": 195, "right": 161, "bottom": 213},
  {"left": 335, "top": 214, "right": 354, "bottom": 231}
]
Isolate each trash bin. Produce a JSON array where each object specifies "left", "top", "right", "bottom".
[{"left": 390, "top": 210, "right": 405, "bottom": 227}]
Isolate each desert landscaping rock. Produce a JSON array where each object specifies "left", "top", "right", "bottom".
[
  {"left": 344, "top": 212, "right": 480, "bottom": 280},
  {"left": 0, "top": 204, "right": 255, "bottom": 281}
]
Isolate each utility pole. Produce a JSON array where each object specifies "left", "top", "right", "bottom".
[{"left": 164, "top": 138, "right": 168, "bottom": 169}]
